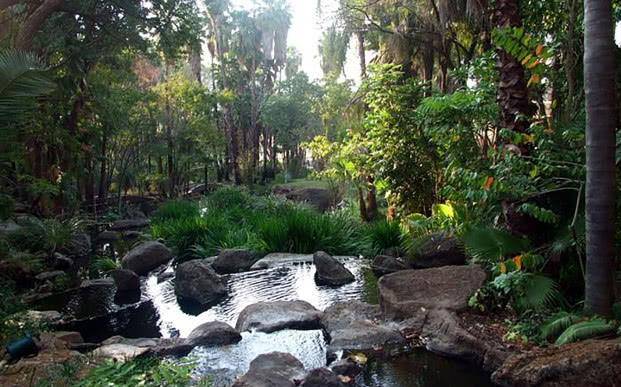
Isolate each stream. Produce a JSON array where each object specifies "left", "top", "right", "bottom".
[{"left": 36, "top": 257, "right": 494, "bottom": 386}]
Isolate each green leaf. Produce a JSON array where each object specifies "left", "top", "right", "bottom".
[{"left": 555, "top": 319, "right": 617, "bottom": 345}]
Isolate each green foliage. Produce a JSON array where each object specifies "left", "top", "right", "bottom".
[
  {"left": 152, "top": 187, "right": 371, "bottom": 261},
  {"left": 152, "top": 200, "right": 200, "bottom": 223},
  {"left": 540, "top": 311, "right": 582, "bottom": 341},
  {"left": 0, "top": 50, "right": 56, "bottom": 123},
  {"left": 364, "top": 220, "right": 403, "bottom": 255},
  {"left": 90, "top": 257, "right": 120, "bottom": 279},
  {"left": 42, "top": 357, "right": 211, "bottom": 387},
  {"left": 555, "top": 318, "right": 618, "bottom": 345},
  {"left": 0, "top": 194, "right": 15, "bottom": 220},
  {"left": 462, "top": 226, "right": 530, "bottom": 265}
]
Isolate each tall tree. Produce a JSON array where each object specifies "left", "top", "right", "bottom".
[
  {"left": 583, "top": 0, "right": 617, "bottom": 316},
  {"left": 492, "top": 0, "right": 533, "bottom": 135}
]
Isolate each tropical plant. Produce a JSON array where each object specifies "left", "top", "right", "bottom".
[
  {"left": 0, "top": 50, "right": 56, "bottom": 123},
  {"left": 555, "top": 318, "right": 618, "bottom": 345}
]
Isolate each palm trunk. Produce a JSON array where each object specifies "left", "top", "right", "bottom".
[
  {"left": 584, "top": 0, "right": 617, "bottom": 316},
  {"left": 493, "top": 0, "right": 532, "bottom": 134}
]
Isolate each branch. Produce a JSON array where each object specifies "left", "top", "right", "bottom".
[{"left": 15, "top": 0, "right": 63, "bottom": 50}]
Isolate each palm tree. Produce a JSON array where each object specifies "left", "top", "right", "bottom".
[
  {"left": 583, "top": 0, "right": 617, "bottom": 317},
  {"left": 492, "top": 0, "right": 533, "bottom": 135},
  {"left": 0, "top": 50, "right": 55, "bottom": 125}
]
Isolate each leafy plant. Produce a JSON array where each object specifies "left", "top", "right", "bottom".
[
  {"left": 364, "top": 220, "right": 403, "bottom": 255},
  {"left": 463, "top": 226, "right": 530, "bottom": 265},
  {"left": 90, "top": 256, "right": 120, "bottom": 278},
  {"left": 555, "top": 318, "right": 617, "bottom": 345},
  {"left": 152, "top": 200, "right": 199, "bottom": 223},
  {"left": 540, "top": 311, "right": 582, "bottom": 340}
]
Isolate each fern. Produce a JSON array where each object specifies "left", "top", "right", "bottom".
[
  {"left": 555, "top": 319, "right": 617, "bottom": 345},
  {"left": 540, "top": 311, "right": 582, "bottom": 340}
]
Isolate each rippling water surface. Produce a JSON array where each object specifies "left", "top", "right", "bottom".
[
  {"left": 144, "top": 258, "right": 493, "bottom": 387},
  {"left": 145, "top": 258, "right": 365, "bottom": 337}
]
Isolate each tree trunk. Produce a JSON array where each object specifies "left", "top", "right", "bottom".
[
  {"left": 356, "top": 31, "right": 366, "bottom": 79},
  {"left": 493, "top": 0, "right": 533, "bottom": 134},
  {"left": 15, "top": 0, "right": 63, "bottom": 50},
  {"left": 584, "top": 0, "right": 617, "bottom": 317}
]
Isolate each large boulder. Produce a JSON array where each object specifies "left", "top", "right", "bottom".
[
  {"left": 313, "top": 251, "right": 355, "bottom": 287},
  {"left": 410, "top": 233, "right": 467, "bottom": 269},
  {"left": 322, "top": 301, "right": 406, "bottom": 357},
  {"left": 110, "top": 269, "right": 140, "bottom": 291},
  {"left": 101, "top": 336, "right": 194, "bottom": 357},
  {"left": 300, "top": 368, "right": 345, "bottom": 387},
  {"left": 236, "top": 300, "right": 323, "bottom": 333},
  {"left": 62, "top": 232, "right": 91, "bottom": 259},
  {"left": 110, "top": 218, "right": 150, "bottom": 231},
  {"left": 492, "top": 339, "right": 621, "bottom": 387},
  {"left": 212, "top": 249, "right": 258, "bottom": 274},
  {"left": 93, "top": 343, "right": 150, "bottom": 361},
  {"left": 371, "top": 255, "right": 408, "bottom": 277},
  {"left": 187, "top": 321, "right": 242, "bottom": 347},
  {"left": 174, "top": 259, "right": 227, "bottom": 307},
  {"left": 121, "top": 241, "right": 172, "bottom": 275},
  {"left": 233, "top": 352, "right": 306, "bottom": 387},
  {"left": 379, "top": 265, "right": 487, "bottom": 320},
  {"left": 285, "top": 188, "right": 333, "bottom": 212}
]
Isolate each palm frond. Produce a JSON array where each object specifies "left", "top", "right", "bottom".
[
  {"left": 463, "top": 226, "right": 529, "bottom": 264},
  {"left": 518, "top": 273, "right": 561, "bottom": 311},
  {"left": 540, "top": 311, "right": 582, "bottom": 340},
  {"left": 555, "top": 318, "right": 617, "bottom": 345},
  {"left": 0, "top": 50, "right": 56, "bottom": 119}
]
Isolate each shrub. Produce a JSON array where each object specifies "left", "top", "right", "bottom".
[
  {"left": 89, "top": 256, "right": 120, "bottom": 278},
  {"left": 152, "top": 200, "right": 199, "bottom": 223},
  {"left": 364, "top": 220, "right": 403, "bottom": 255},
  {"left": 0, "top": 194, "right": 15, "bottom": 220}
]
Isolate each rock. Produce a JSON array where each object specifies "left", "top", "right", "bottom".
[
  {"left": 0, "top": 219, "right": 21, "bottom": 235},
  {"left": 110, "top": 218, "right": 150, "bottom": 231},
  {"left": 52, "top": 331, "right": 84, "bottom": 345},
  {"left": 53, "top": 253, "right": 73, "bottom": 270},
  {"left": 285, "top": 188, "right": 333, "bottom": 212},
  {"left": 111, "top": 269, "right": 140, "bottom": 291},
  {"left": 23, "top": 310, "right": 63, "bottom": 325},
  {"left": 157, "top": 271, "right": 174, "bottom": 283},
  {"left": 313, "top": 251, "right": 355, "bottom": 286},
  {"left": 492, "top": 339, "right": 621, "bottom": 387},
  {"left": 250, "top": 253, "right": 313, "bottom": 270},
  {"left": 212, "top": 249, "right": 258, "bottom": 274},
  {"left": 233, "top": 352, "right": 306, "bottom": 387},
  {"left": 236, "top": 300, "right": 322, "bottom": 333},
  {"left": 80, "top": 278, "right": 115, "bottom": 288},
  {"left": 62, "top": 232, "right": 91, "bottom": 259},
  {"left": 101, "top": 336, "right": 194, "bottom": 357},
  {"left": 322, "top": 302, "right": 406, "bottom": 357},
  {"left": 0, "top": 340, "right": 84, "bottom": 386},
  {"left": 174, "top": 259, "right": 227, "bottom": 307},
  {"left": 188, "top": 321, "right": 241, "bottom": 346},
  {"left": 92, "top": 343, "right": 150, "bottom": 361},
  {"left": 379, "top": 265, "right": 487, "bottom": 320},
  {"left": 371, "top": 255, "right": 408, "bottom": 276},
  {"left": 329, "top": 358, "right": 363, "bottom": 379},
  {"left": 122, "top": 230, "right": 143, "bottom": 240},
  {"left": 97, "top": 230, "right": 119, "bottom": 244},
  {"left": 121, "top": 241, "right": 172, "bottom": 275},
  {"left": 420, "top": 309, "right": 509, "bottom": 372},
  {"left": 35, "top": 270, "right": 66, "bottom": 282},
  {"left": 300, "top": 368, "right": 345, "bottom": 387},
  {"left": 410, "top": 233, "right": 466, "bottom": 269}
]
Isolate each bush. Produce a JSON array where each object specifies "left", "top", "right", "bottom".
[
  {"left": 364, "top": 220, "right": 404, "bottom": 255},
  {"left": 0, "top": 194, "right": 15, "bottom": 220},
  {"left": 152, "top": 187, "right": 372, "bottom": 261},
  {"left": 152, "top": 200, "right": 199, "bottom": 223},
  {"left": 78, "top": 358, "right": 211, "bottom": 387}
]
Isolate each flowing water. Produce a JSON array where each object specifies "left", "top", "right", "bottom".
[{"left": 36, "top": 257, "right": 494, "bottom": 386}]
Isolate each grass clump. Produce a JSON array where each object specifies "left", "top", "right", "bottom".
[{"left": 152, "top": 187, "right": 373, "bottom": 262}]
